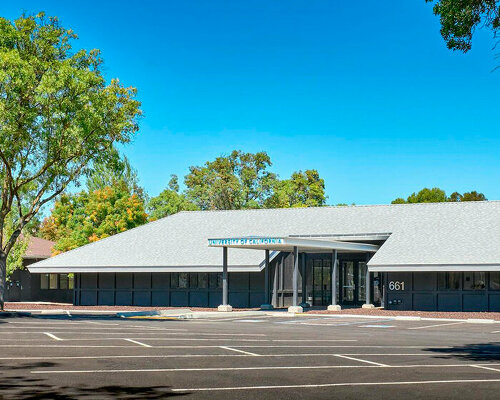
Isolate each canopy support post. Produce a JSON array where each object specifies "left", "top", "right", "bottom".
[
  {"left": 288, "top": 246, "right": 303, "bottom": 313},
  {"left": 218, "top": 247, "right": 232, "bottom": 312}
]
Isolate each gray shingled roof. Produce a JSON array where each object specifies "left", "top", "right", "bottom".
[{"left": 28, "top": 201, "right": 500, "bottom": 273}]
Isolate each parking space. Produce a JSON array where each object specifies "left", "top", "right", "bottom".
[{"left": 0, "top": 314, "right": 499, "bottom": 399}]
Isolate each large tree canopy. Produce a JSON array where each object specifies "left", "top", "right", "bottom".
[
  {"left": 41, "top": 182, "right": 148, "bottom": 254},
  {"left": 184, "top": 150, "right": 276, "bottom": 210},
  {"left": 426, "top": 0, "right": 500, "bottom": 52},
  {"left": 392, "top": 187, "right": 487, "bottom": 204},
  {"left": 147, "top": 175, "right": 199, "bottom": 220},
  {"left": 0, "top": 12, "right": 141, "bottom": 307},
  {"left": 264, "top": 170, "right": 327, "bottom": 208}
]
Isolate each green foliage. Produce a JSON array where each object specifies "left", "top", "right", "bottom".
[
  {"left": 407, "top": 187, "right": 448, "bottom": 203},
  {"left": 0, "top": 11, "right": 141, "bottom": 268},
  {"left": 426, "top": 0, "right": 500, "bottom": 52},
  {"left": 392, "top": 187, "right": 487, "bottom": 204},
  {"left": 449, "top": 191, "right": 487, "bottom": 201},
  {"left": 2, "top": 212, "right": 29, "bottom": 277},
  {"left": 185, "top": 150, "right": 277, "bottom": 210},
  {"left": 265, "top": 170, "right": 327, "bottom": 208},
  {"left": 147, "top": 176, "right": 199, "bottom": 220},
  {"left": 87, "top": 148, "right": 146, "bottom": 202},
  {"left": 43, "top": 181, "right": 148, "bottom": 254}
]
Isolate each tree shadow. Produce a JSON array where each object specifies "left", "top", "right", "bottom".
[
  {"left": 423, "top": 342, "right": 500, "bottom": 362},
  {"left": 0, "top": 362, "right": 189, "bottom": 399}
]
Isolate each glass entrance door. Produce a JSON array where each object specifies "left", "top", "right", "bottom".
[
  {"left": 311, "top": 258, "right": 331, "bottom": 306},
  {"left": 340, "top": 260, "right": 366, "bottom": 306}
]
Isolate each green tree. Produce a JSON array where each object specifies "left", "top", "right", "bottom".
[
  {"left": 0, "top": 13, "right": 141, "bottom": 308},
  {"left": 45, "top": 181, "right": 148, "bottom": 254},
  {"left": 449, "top": 191, "right": 487, "bottom": 201},
  {"left": 426, "top": 0, "right": 500, "bottom": 52},
  {"left": 392, "top": 187, "right": 447, "bottom": 204},
  {"left": 87, "top": 148, "right": 146, "bottom": 202},
  {"left": 185, "top": 150, "right": 277, "bottom": 210},
  {"left": 147, "top": 175, "right": 199, "bottom": 220},
  {"left": 265, "top": 170, "right": 327, "bottom": 208},
  {"left": 392, "top": 188, "right": 487, "bottom": 203}
]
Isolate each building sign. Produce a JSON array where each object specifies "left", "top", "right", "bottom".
[{"left": 208, "top": 237, "right": 284, "bottom": 246}]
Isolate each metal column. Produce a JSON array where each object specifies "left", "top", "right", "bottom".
[
  {"left": 218, "top": 246, "right": 232, "bottom": 311},
  {"left": 327, "top": 250, "right": 341, "bottom": 311},
  {"left": 261, "top": 249, "right": 273, "bottom": 309},
  {"left": 292, "top": 246, "right": 299, "bottom": 307},
  {"left": 272, "top": 260, "right": 279, "bottom": 308},
  {"left": 332, "top": 250, "right": 338, "bottom": 305},
  {"left": 362, "top": 252, "right": 374, "bottom": 309},
  {"left": 222, "top": 247, "right": 228, "bottom": 305},
  {"left": 300, "top": 253, "right": 308, "bottom": 308},
  {"left": 265, "top": 250, "right": 270, "bottom": 302}
]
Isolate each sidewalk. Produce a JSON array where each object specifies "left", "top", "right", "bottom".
[{"left": 4, "top": 302, "right": 500, "bottom": 321}]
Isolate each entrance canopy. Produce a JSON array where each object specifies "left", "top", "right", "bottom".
[{"left": 208, "top": 236, "right": 380, "bottom": 253}]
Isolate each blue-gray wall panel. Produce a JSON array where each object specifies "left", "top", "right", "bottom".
[
  {"left": 98, "top": 291, "right": 114, "bottom": 306},
  {"left": 115, "top": 290, "right": 132, "bottom": 306},
  {"left": 152, "top": 291, "right": 169, "bottom": 306},
  {"left": 171, "top": 291, "right": 188, "bottom": 306},
  {"left": 116, "top": 274, "right": 133, "bottom": 289},
  {"left": 133, "top": 291, "right": 151, "bottom": 306},
  {"left": 437, "top": 293, "right": 461, "bottom": 311},
  {"left": 190, "top": 292, "right": 209, "bottom": 307},
  {"left": 99, "top": 274, "right": 114, "bottom": 289},
  {"left": 463, "top": 294, "right": 488, "bottom": 312},
  {"left": 80, "top": 290, "right": 97, "bottom": 305},
  {"left": 413, "top": 293, "right": 436, "bottom": 311}
]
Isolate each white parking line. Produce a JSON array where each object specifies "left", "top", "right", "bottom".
[
  {"left": 472, "top": 365, "right": 500, "bottom": 372},
  {"left": 170, "top": 378, "right": 500, "bottom": 392},
  {"left": 0, "top": 344, "right": 454, "bottom": 349},
  {"left": 124, "top": 339, "right": 152, "bottom": 348},
  {"left": 408, "top": 322, "right": 466, "bottom": 330},
  {"left": 219, "top": 346, "right": 260, "bottom": 356},
  {"left": 43, "top": 332, "right": 63, "bottom": 341},
  {"left": 333, "top": 354, "right": 388, "bottom": 367},
  {"left": 8, "top": 353, "right": 500, "bottom": 360},
  {"left": 31, "top": 365, "right": 500, "bottom": 375},
  {"left": 0, "top": 337, "right": 356, "bottom": 343}
]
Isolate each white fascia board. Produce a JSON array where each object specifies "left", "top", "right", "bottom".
[
  {"left": 285, "top": 237, "right": 380, "bottom": 253},
  {"left": 27, "top": 265, "right": 263, "bottom": 274},
  {"left": 368, "top": 264, "right": 500, "bottom": 272}
]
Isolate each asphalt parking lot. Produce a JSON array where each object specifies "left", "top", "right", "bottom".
[{"left": 0, "top": 314, "right": 499, "bottom": 399}]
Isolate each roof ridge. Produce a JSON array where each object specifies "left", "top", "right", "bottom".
[{"left": 177, "top": 200, "right": 499, "bottom": 214}]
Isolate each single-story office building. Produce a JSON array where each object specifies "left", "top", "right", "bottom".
[{"left": 28, "top": 201, "right": 500, "bottom": 312}]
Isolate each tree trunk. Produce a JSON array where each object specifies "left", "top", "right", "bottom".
[{"left": 0, "top": 253, "right": 6, "bottom": 310}]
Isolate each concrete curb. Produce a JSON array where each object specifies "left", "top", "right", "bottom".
[
  {"left": 265, "top": 312, "right": 500, "bottom": 324},
  {"left": 466, "top": 318, "right": 496, "bottom": 324}
]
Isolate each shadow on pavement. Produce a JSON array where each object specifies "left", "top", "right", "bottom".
[
  {"left": 0, "top": 363, "right": 188, "bottom": 399},
  {"left": 424, "top": 342, "right": 500, "bottom": 362}
]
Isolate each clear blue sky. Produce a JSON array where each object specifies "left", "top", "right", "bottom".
[{"left": 3, "top": 1, "right": 500, "bottom": 204}]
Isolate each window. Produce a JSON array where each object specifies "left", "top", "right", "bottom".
[
  {"left": 179, "top": 273, "right": 188, "bottom": 288},
  {"left": 59, "top": 274, "right": 68, "bottom": 289},
  {"left": 68, "top": 274, "right": 74, "bottom": 289},
  {"left": 170, "top": 273, "right": 179, "bottom": 288},
  {"left": 198, "top": 273, "right": 208, "bottom": 289},
  {"left": 190, "top": 273, "right": 198, "bottom": 288},
  {"left": 464, "top": 272, "right": 486, "bottom": 290},
  {"left": 49, "top": 274, "right": 58, "bottom": 289},
  {"left": 490, "top": 272, "right": 500, "bottom": 290},
  {"left": 438, "top": 272, "right": 461, "bottom": 290},
  {"left": 40, "top": 274, "right": 49, "bottom": 289},
  {"left": 209, "top": 273, "right": 222, "bottom": 289}
]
